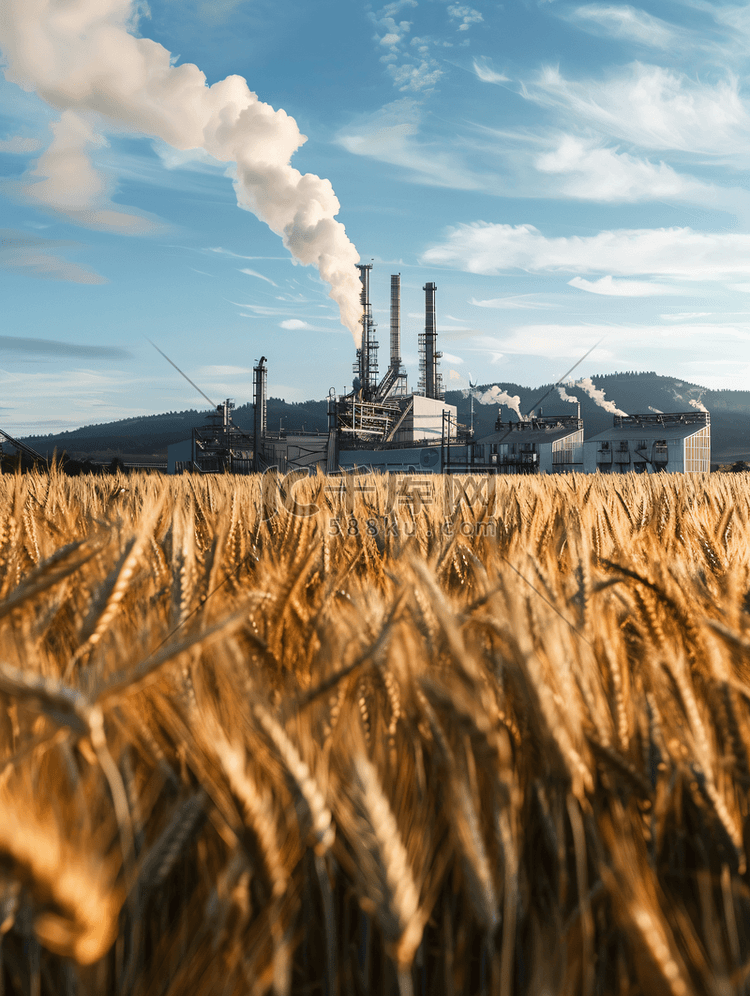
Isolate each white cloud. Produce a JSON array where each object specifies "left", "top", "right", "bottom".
[
  {"left": 472, "top": 60, "right": 510, "bottom": 84},
  {"left": 441, "top": 352, "right": 464, "bottom": 364},
  {"left": 21, "top": 110, "right": 156, "bottom": 233},
  {"left": 279, "top": 319, "right": 310, "bottom": 330},
  {"left": 520, "top": 63, "right": 750, "bottom": 155},
  {"left": 337, "top": 100, "right": 486, "bottom": 189},
  {"left": 198, "top": 365, "right": 252, "bottom": 377},
  {"left": 208, "top": 247, "right": 287, "bottom": 261},
  {"left": 660, "top": 312, "right": 712, "bottom": 320},
  {"left": 423, "top": 223, "right": 750, "bottom": 282},
  {"left": 0, "top": 228, "right": 107, "bottom": 284},
  {"left": 388, "top": 61, "right": 443, "bottom": 92},
  {"left": 534, "top": 134, "right": 735, "bottom": 206},
  {"left": 568, "top": 5, "right": 681, "bottom": 49},
  {"left": 474, "top": 323, "right": 750, "bottom": 364},
  {"left": 230, "top": 302, "right": 296, "bottom": 316},
  {"left": 568, "top": 275, "right": 682, "bottom": 296},
  {"left": 368, "top": 2, "right": 441, "bottom": 92},
  {"left": 448, "top": 5, "right": 483, "bottom": 31},
  {"left": 239, "top": 267, "right": 278, "bottom": 286},
  {"left": 470, "top": 295, "right": 555, "bottom": 310}
]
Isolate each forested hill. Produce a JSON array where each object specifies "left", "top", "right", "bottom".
[
  {"left": 18, "top": 371, "right": 750, "bottom": 464},
  {"left": 20, "top": 398, "right": 330, "bottom": 458}
]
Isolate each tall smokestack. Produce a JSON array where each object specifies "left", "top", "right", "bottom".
[
  {"left": 390, "top": 274, "right": 401, "bottom": 372},
  {"left": 252, "top": 356, "right": 267, "bottom": 471},
  {"left": 355, "top": 263, "right": 378, "bottom": 397},
  {"left": 421, "top": 282, "right": 442, "bottom": 400}
]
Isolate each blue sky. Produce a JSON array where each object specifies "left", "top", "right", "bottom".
[{"left": 2, "top": 0, "right": 750, "bottom": 433}]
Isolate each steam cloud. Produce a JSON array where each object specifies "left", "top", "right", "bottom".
[
  {"left": 648, "top": 406, "right": 663, "bottom": 414},
  {"left": 556, "top": 384, "right": 580, "bottom": 405},
  {"left": 0, "top": 0, "right": 362, "bottom": 339},
  {"left": 573, "top": 377, "right": 627, "bottom": 416},
  {"left": 689, "top": 399, "right": 709, "bottom": 413},
  {"left": 470, "top": 385, "right": 524, "bottom": 420}
]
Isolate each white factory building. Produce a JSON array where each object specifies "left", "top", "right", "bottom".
[
  {"left": 474, "top": 414, "right": 584, "bottom": 474},
  {"left": 583, "top": 412, "right": 710, "bottom": 474}
]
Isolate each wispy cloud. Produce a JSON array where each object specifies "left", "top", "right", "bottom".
[
  {"left": 229, "top": 301, "right": 304, "bottom": 317},
  {"left": 472, "top": 60, "right": 510, "bottom": 84},
  {"left": 471, "top": 295, "right": 556, "bottom": 310},
  {"left": 278, "top": 318, "right": 339, "bottom": 333},
  {"left": 239, "top": 267, "right": 278, "bottom": 286},
  {"left": 198, "top": 365, "right": 252, "bottom": 377},
  {"left": 208, "top": 247, "right": 288, "bottom": 261},
  {"left": 533, "top": 134, "right": 741, "bottom": 207},
  {"left": 0, "top": 335, "right": 129, "bottom": 359},
  {"left": 17, "top": 111, "right": 158, "bottom": 233},
  {"left": 0, "top": 228, "right": 107, "bottom": 284},
  {"left": 519, "top": 63, "right": 750, "bottom": 155},
  {"left": 423, "top": 222, "right": 750, "bottom": 282},
  {"left": 337, "top": 99, "right": 489, "bottom": 189},
  {"left": 568, "top": 275, "right": 683, "bottom": 296},
  {"left": 566, "top": 5, "right": 684, "bottom": 49},
  {"left": 473, "top": 322, "right": 750, "bottom": 363}
]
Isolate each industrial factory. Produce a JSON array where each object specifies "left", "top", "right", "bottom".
[{"left": 165, "top": 263, "right": 712, "bottom": 477}]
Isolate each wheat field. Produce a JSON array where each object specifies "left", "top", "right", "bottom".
[{"left": 1, "top": 466, "right": 750, "bottom": 995}]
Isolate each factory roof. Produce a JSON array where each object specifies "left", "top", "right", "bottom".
[
  {"left": 477, "top": 416, "right": 583, "bottom": 447},
  {"left": 588, "top": 411, "right": 709, "bottom": 443}
]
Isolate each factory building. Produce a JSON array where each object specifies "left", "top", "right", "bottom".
[
  {"left": 474, "top": 413, "right": 584, "bottom": 474},
  {"left": 583, "top": 412, "right": 710, "bottom": 474},
  {"left": 248, "top": 265, "right": 469, "bottom": 476},
  {"left": 166, "top": 264, "right": 711, "bottom": 477}
]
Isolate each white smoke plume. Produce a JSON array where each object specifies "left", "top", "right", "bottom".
[
  {"left": 556, "top": 384, "right": 580, "bottom": 405},
  {"left": 689, "top": 399, "right": 709, "bottom": 413},
  {"left": 0, "top": 0, "right": 362, "bottom": 338},
  {"left": 470, "top": 385, "right": 524, "bottom": 420},
  {"left": 648, "top": 406, "right": 663, "bottom": 414},
  {"left": 573, "top": 377, "right": 627, "bottom": 416}
]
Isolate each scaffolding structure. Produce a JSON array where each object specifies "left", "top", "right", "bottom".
[{"left": 192, "top": 399, "right": 254, "bottom": 474}]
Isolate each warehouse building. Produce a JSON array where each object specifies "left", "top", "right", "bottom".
[
  {"left": 583, "top": 411, "right": 710, "bottom": 474},
  {"left": 473, "top": 413, "right": 584, "bottom": 474}
]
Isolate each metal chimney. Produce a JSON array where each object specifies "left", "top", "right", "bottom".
[
  {"left": 252, "top": 356, "right": 267, "bottom": 471},
  {"left": 422, "top": 281, "right": 441, "bottom": 399},
  {"left": 355, "top": 263, "right": 378, "bottom": 398},
  {"left": 390, "top": 273, "right": 401, "bottom": 371}
]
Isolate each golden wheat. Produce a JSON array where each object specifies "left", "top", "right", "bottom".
[{"left": 3, "top": 466, "right": 750, "bottom": 993}]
